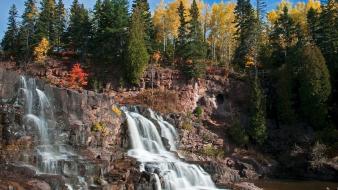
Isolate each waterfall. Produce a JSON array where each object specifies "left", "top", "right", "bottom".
[
  {"left": 124, "top": 108, "right": 224, "bottom": 190},
  {"left": 19, "top": 76, "right": 89, "bottom": 189}
]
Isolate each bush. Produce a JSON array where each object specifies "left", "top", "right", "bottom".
[
  {"left": 68, "top": 63, "right": 88, "bottom": 89},
  {"left": 201, "top": 144, "right": 224, "bottom": 157},
  {"left": 310, "top": 141, "right": 327, "bottom": 169},
  {"left": 91, "top": 122, "right": 108, "bottom": 136},
  {"left": 194, "top": 106, "right": 203, "bottom": 118},
  {"left": 228, "top": 121, "right": 249, "bottom": 146},
  {"left": 112, "top": 105, "right": 122, "bottom": 117},
  {"left": 181, "top": 120, "right": 193, "bottom": 131}
]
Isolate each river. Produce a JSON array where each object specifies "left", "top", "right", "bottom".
[{"left": 254, "top": 179, "right": 338, "bottom": 190}]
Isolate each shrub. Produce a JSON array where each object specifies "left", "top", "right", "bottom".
[
  {"left": 201, "top": 144, "right": 224, "bottom": 157},
  {"left": 112, "top": 105, "right": 122, "bottom": 117},
  {"left": 181, "top": 120, "right": 193, "bottom": 131},
  {"left": 194, "top": 106, "right": 203, "bottom": 118},
  {"left": 228, "top": 121, "right": 249, "bottom": 146},
  {"left": 310, "top": 141, "right": 327, "bottom": 169},
  {"left": 68, "top": 63, "right": 88, "bottom": 89},
  {"left": 92, "top": 122, "right": 108, "bottom": 136}
]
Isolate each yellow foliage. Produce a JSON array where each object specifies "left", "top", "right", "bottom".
[
  {"left": 267, "top": 0, "right": 321, "bottom": 32},
  {"left": 208, "top": 2, "right": 237, "bottom": 64},
  {"left": 112, "top": 105, "right": 122, "bottom": 117},
  {"left": 92, "top": 122, "right": 108, "bottom": 136},
  {"left": 34, "top": 38, "right": 49, "bottom": 64},
  {"left": 153, "top": 0, "right": 204, "bottom": 43}
]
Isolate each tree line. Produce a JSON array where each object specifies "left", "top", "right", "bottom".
[{"left": 1, "top": 0, "right": 337, "bottom": 147}]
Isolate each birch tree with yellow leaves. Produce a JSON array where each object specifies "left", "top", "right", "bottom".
[
  {"left": 34, "top": 37, "right": 50, "bottom": 64},
  {"left": 208, "top": 2, "right": 237, "bottom": 66}
]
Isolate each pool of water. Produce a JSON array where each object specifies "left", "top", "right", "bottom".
[{"left": 254, "top": 179, "right": 338, "bottom": 190}]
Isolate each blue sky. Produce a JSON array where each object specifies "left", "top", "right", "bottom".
[{"left": 0, "top": 0, "right": 300, "bottom": 39}]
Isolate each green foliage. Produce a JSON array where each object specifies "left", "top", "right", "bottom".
[
  {"left": 91, "top": 0, "right": 129, "bottom": 70},
  {"left": 299, "top": 45, "right": 331, "bottom": 129},
  {"left": 1, "top": 5, "right": 18, "bottom": 56},
  {"left": 132, "top": 0, "right": 154, "bottom": 53},
  {"left": 200, "top": 144, "right": 224, "bottom": 157},
  {"left": 228, "top": 120, "right": 249, "bottom": 146},
  {"left": 55, "top": 0, "right": 66, "bottom": 51},
  {"left": 35, "top": 0, "right": 57, "bottom": 45},
  {"left": 276, "top": 65, "right": 296, "bottom": 124},
  {"left": 249, "top": 77, "right": 267, "bottom": 145},
  {"left": 16, "top": 0, "right": 38, "bottom": 62},
  {"left": 125, "top": 5, "right": 149, "bottom": 84},
  {"left": 269, "top": 6, "right": 297, "bottom": 68},
  {"left": 176, "top": 1, "right": 187, "bottom": 55},
  {"left": 233, "top": 0, "right": 257, "bottom": 67},
  {"left": 194, "top": 106, "right": 203, "bottom": 118},
  {"left": 181, "top": 59, "right": 206, "bottom": 79},
  {"left": 66, "top": 0, "right": 91, "bottom": 57}
]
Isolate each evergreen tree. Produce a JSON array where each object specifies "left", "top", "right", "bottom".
[
  {"left": 316, "top": 0, "right": 338, "bottom": 125},
  {"left": 36, "top": 0, "right": 57, "bottom": 46},
  {"left": 269, "top": 6, "right": 297, "bottom": 67},
  {"left": 176, "top": 1, "right": 187, "bottom": 57},
  {"left": 67, "top": 0, "right": 91, "bottom": 57},
  {"left": 1, "top": 5, "right": 18, "bottom": 57},
  {"left": 15, "top": 0, "right": 38, "bottom": 63},
  {"left": 55, "top": 0, "right": 66, "bottom": 51},
  {"left": 233, "top": 0, "right": 257, "bottom": 67},
  {"left": 126, "top": 6, "right": 149, "bottom": 84},
  {"left": 179, "top": 0, "right": 207, "bottom": 79},
  {"left": 299, "top": 45, "right": 331, "bottom": 129},
  {"left": 249, "top": 76, "right": 267, "bottom": 145},
  {"left": 132, "top": 0, "right": 154, "bottom": 52},
  {"left": 307, "top": 8, "right": 321, "bottom": 44},
  {"left": 276, "top": 64, "right": 296, "bottom": 124},
  {"left": 90, "top": 0, "right": 129, "bottom": 69}
]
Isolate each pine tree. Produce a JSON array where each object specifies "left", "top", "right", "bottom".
[
  {"left": 233, "top": 0, "right": 257, "bottom": 67},
  {"left": 67, "top": 0, "right": 91, "bottom": 57},
  {"left": 307, "top": 7, "right": 320, "bottom": 44},
  {"left": 299, "top": 45, "right": 331, "bottom": 129},
  {"left": 179, "top": 0, "right": 207, "bottom": 79},
  {"left": 176, "top": 1, "right": 187, "bottom": 57},
  {"left": 17, "top": 0, "right": 38, "bottom": 62},
  {"left": 55, "top": 0, "right": 66, "bottom": 51},
  {"left": 90, "top": 0, "right": 129, "bottom": 69},
  {"left": 126, "top": 6, "right": 149, "bottom": 84},
  {"left": 36, "top": 0, "right": 57, "bottom": 46},
  {"left": 276, "top": 64, "right": 296, "bottom": 124},
  {"left": 1, "top": 5, "right": 18, "bottom": 57},
  {"left": 249, "top": 76, "right": 267, "bottom": 145},
  {"left": 269, "top": 6, "right": 297, "bottom": 67},
  {"left": 132, "top": 0, "right": 155, "bottom": 52}
]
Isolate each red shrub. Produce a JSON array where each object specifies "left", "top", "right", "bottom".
[{"left": 68, "top": 63, "right": 88, "bottom": 89}]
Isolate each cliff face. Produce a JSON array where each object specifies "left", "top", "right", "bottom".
[{"left": 0, "top": 66, "right": 269, "bottom": 190}]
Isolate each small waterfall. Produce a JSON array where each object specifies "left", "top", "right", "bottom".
[
  {"left": 125, "top": 108, "right": 224, "bottom": 190},
  {"left": 19, "top": 76, "right": 90, "bottom": 189}
]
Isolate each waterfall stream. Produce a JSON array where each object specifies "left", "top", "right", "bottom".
[
  {"left": 19, "top": 76, "right": 88, "bottom": 189},
  {"left": 125, "top": 108, "right": 224, "bottom": 190}
]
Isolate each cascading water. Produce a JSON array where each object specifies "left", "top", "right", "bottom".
[
  {"left": 124, "top": 108, "right": 225, "bottom": 190},
  {"left": 19, "top": 76, "right": 89, "bottom": 189}
]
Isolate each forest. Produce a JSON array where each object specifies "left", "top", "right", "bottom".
[{"left": 1, "top": 0, "right": 337, "bottom": 152}]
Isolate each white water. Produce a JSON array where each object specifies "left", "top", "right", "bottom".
[
  {"left": 19, "top": 76, "right": 89, "bottom": 189},
  {"left": 125, "top": 108, "right": 224, "bottom": 190}
]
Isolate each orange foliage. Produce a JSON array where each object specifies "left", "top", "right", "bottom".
[{"left": 68, "top": 63, "right": 88, "bottom": 89}]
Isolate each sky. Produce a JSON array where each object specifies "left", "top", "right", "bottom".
[{"left": 0, "top": 0, "right": 301, "bottom": 40}]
